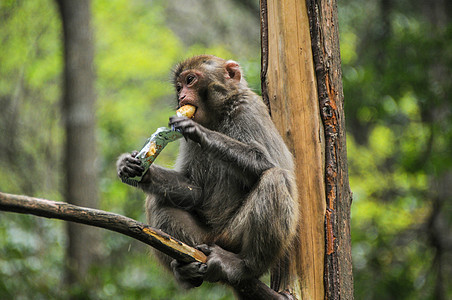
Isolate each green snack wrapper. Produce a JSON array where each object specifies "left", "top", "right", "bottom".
[
  {"left": 120, "top": 127, "right": 182, "bottom": 187},
  {"left": 120, "top": 104, "right": 196, "bottom": 187}
]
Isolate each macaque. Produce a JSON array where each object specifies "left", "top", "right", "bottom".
[{"left": 117, "top": 55, "right": 299, "bottom": 292}]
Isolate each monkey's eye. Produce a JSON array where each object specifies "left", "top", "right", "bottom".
[
  {"left": 176, "top": 83, "right": 182, "bottom": 93},
  {"left": 186, "top": 74, "right": 196, "bottom": 86}
]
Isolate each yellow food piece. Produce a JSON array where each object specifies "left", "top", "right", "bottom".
[
  {"left": 146, "top": 142, "right": 157, "bottom": 158},
  {"left": 177, "top": 105, "right": 196, "bottom": 118}
]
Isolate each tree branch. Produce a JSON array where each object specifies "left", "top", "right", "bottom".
[
  {"left": 0, "top": 192, "right": 206, "bottom": 264},
  {"left": 0, "top": 191, "right": 290, "bottom": 299}
]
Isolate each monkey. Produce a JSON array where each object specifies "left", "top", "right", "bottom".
[{"left": 117, "top": 55, "right": 299, "bottom": 293}]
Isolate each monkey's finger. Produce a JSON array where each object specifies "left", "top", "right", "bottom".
[
  {"left": 168, "top": 115, "right": 186, "bottom": 127},
  {"left": 171, "top": 119, "right": 197, "bottom": 135},
  {"left": 195, "top": 244, "right": 212, "bottom": 256},
  {"left": 118, "top": 169, "right": 135, "bottom": 179},
  {"left": 171, "top": 260, "right": 205, "bottom": 288},
  {"left": 131, "top": 150, "right": 139, "bottom": 157},
  {"left": 199, "top": 263, "right": 207, "bottom": 274},
  {"left": 172, "top": 261, "right": 206, "bottom": 279},
  {"left": 169, "top": 116, "right": 196, "bottom": 129},
  {"left": 127, "top": 162, "right": 145, "bottom": 174},
  {"left": 120, "top": 159, "right": 144, "bottom": 174},
  {"left": 170, "top": 259, "right": 181, "bottom": 269},
  {"left": 125, "top": 155, "right": 143, "bottom": 166},
  {"left": 169, "top": 115, "right": 188, "bottom": 122},
  {"left": 121, "top": 165, "right": 142, "bottom": 177}
]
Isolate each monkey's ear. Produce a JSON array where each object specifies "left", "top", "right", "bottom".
[{"left": 225, "top": 60, "right": 242, "bottom": 82}]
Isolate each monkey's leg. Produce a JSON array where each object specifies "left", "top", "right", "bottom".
[
  {"left": 146, "top": 196, "right": 209, "bottom": 288},
  {"left": 203, "top": 167, "right": 298, "bottom": 285}
]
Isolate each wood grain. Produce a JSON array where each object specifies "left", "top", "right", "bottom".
[{"left": 263, "top": 0, "right": 326, "bottom": 298}]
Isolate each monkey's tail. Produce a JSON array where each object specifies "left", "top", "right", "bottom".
[
  {"left": 270, "top": 231, "right": 300, "bottom": 293},
  {"left": 270, "top": 251, "right": 292, "bottom": 292}
]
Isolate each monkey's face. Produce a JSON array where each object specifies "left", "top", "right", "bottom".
[
  {"left": 175, "top": 70, "right": 205, "bottom": 124},
  {"left": 173, "top": 55, "right": 243, "bottom": 128}
]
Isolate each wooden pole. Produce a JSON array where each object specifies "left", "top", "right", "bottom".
[
  {"left": 262, "top": 0, "right": 354, "bottom": 298},
  {"left": 261, "top": 0, "right": 326, "bottom": 298}
]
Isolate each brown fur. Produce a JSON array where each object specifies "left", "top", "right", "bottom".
[{"left": 117, "top": 55, "right": 299, "bottom": 292}]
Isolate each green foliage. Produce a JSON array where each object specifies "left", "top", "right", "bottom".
[
  {"left": 0, "top": 0, "right": 62, "bottom": 197},
  {"left": 340, "top": 0, "right": 452, "bottom": 298},
  {"left": 0, "top": 214, "right": 66, "bottom": 299}
]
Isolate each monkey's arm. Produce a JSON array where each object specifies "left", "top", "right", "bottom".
[
  {"left": 140, "top": 165, "right": 202, "bottom": 209},
  {"left": 117, "top": 153, "right": 202, "bottom": 209},
  {"left": 169, "top": 117, "right": 274, "bottom": 178}
]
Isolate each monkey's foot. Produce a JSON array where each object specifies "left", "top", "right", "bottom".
[{"left": 171, "top": 259, "right": 207, "bottom": 289}]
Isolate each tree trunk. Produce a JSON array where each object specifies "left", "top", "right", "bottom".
[
  {"left": 56, "top": 0, "right": 100, "bottom": 285},
  {"left": 261, "top": 0, "right": 353, "bottom": 299},
  {"left": 306, "top": 0, "right": 354, "bottom": 298}
]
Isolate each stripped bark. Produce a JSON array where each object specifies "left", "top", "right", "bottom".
[
  {"left": 261, "top": 0, "right": 326, "bottom": 298},
  {"left": 261, "top": 0, "right": 353, "bottom": 299},
  {"left": 306, "top": 1, "right": 354, "bottom": 299}
]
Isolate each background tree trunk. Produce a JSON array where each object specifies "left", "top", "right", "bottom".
[
  {"left": 261, "top": 0, "right": 353, "bottom": 299},
  {"left": 56, "top": 0, "right": 100, "bottom": 286}
]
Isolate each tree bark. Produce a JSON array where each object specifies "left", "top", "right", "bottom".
[
  {"left": 261, "top": 0, "right": 353, "bottom": 299},
  {"left": 55, "top": 0, "right": 100, "bottom": 285},
  {"left": 306, "top": 0, "right": 354, "bottom": 299}
]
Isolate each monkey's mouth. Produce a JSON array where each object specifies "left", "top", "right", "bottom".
[{"left": 177, "top": 102, "right": 197, "bottom": 118}]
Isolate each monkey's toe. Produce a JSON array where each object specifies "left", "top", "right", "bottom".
[{"left": 171, "top": 260, "right": 207, "bottom": 289}]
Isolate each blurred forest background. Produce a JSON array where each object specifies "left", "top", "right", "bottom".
[{"left": 0, "top": 0, "right": 451, "bottom": 299}]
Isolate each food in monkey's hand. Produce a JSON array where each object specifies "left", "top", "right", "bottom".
[{"left": 118, "top": 106, "right": 195, "bottom": 186}]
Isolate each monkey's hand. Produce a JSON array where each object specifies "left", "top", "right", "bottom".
[
  {"left": 197, "top": 244, "right": 245, "bottom": 285},
  {"left": 116, "top": 151, "right": 148, "bottom": 182},
  {"left": 170, "top": 260, "right": 207, "bottom": 289},
  {"left": 169, "top": 116, "right": 205, "bottom": 144},
  {"left": 117, "top": 151, "right": 203, "bottom": 208}
]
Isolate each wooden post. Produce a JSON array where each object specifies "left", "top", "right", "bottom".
[
  {"left": 262, "top": 0, "right": 326, "bottom": 298},
  {"left": 261, "top": 0, "right": 353, "bottom": 299}
]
